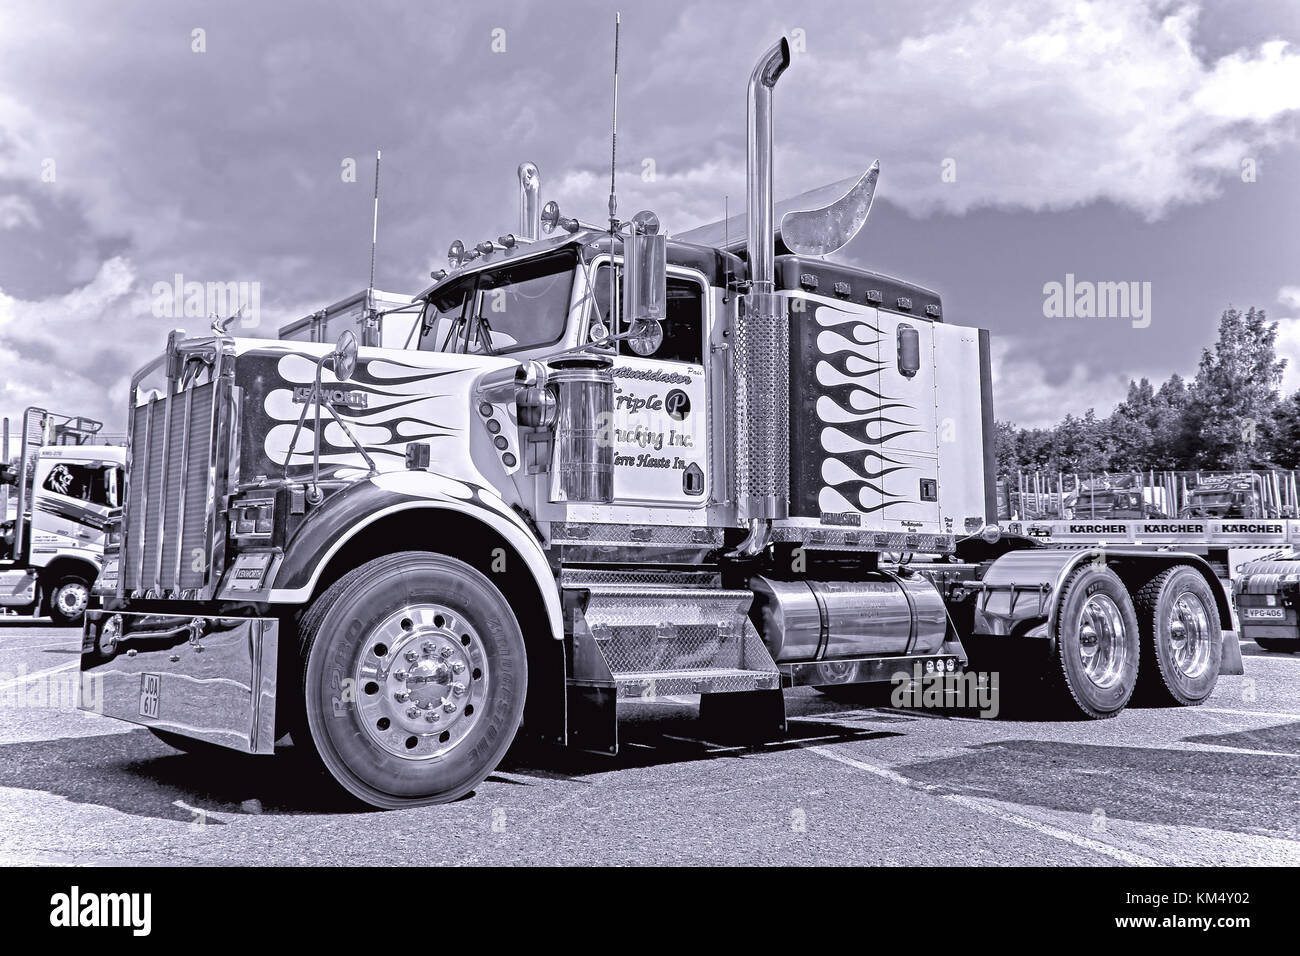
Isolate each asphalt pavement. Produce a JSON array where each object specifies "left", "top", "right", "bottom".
[{"left": 0, "top": 619, "right": 1295, "bottom": 866}]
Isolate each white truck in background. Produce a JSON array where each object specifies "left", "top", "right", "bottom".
[{"left": 0, "top": 408, "right": 124, "bottom": 625}]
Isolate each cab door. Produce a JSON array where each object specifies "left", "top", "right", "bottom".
[
  {"left": 30, "top": 457, "right": 119, "bottom": 553},
  {"left": 589, "top": 260, "right": 710, "bottom": 508}
]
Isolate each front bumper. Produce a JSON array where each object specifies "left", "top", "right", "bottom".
[{"left": 79, "top": 610, "right": 279, "bottom": 754}]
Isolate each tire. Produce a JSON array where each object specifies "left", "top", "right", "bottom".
[
  {"left": 294, "top": 551, "right": 527, "bottom": 809},
  {"left": 46, "top": 575, "right": 91, "bottom": 627},
  {"left": 1255, "top": 637, "right": 1300, "bottom": 653},
  {"left": 1133, "top": 566, "right": 1222, "bottom": 706},
  {"left": 1043, "top": 564, "right": 1140, "bottom": 718}
]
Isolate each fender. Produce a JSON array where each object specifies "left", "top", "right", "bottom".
[
  {"left": 972, "top": 546, "right": 1240, "bottom": 674},
  {"left": 254, "top": 470, "right": 562, "bottom": 641}
]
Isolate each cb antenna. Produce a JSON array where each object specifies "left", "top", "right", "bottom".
[
  {"left": 368, "top": 148, "right": 382, "bottom": 315},
  {"left": 607, "top": 12, "right": 620, "bottom": 232},
  {"left": 607, "top": 12, "right": 621, "bottom": 337}
]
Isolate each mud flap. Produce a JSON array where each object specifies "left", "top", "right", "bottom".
[{"left": 1219, "top": 630, "right": 1245, "bottom": 676}]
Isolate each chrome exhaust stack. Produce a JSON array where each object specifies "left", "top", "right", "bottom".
[
  {"left": 733, "top": 37, "right": 791, "bottom": 533},
  {"left": 518, "top": 162, "right": 541, "bottom": 240}
]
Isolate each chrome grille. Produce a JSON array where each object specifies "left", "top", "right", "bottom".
[{"left": 122, "top": 382, "right": 216, "bottom": 594}]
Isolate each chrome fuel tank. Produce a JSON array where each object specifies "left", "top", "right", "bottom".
[{"left": 749, "top": 573, "right": 948, "bottom": 661}]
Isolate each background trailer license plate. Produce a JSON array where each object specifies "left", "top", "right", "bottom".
[
  {"left": 1246, "top": 608, "right": 1286, "bottom": 619},
  {"left": 139, "top": 673, "right": 161, "bottom": 718}
]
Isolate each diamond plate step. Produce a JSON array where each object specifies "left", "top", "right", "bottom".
[{"left": 564, "top": 579, "right": 779, "bottom": 698}]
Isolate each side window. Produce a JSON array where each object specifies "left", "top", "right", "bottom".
[
  {"left": 593, "top": 264, "right": 705, "bottom": 364},
  {"left": 417, "top": 278, "right": 474, "bottom": 353},
  {"left": 42, "top": 463, "right": 118, "bottom": 505}
]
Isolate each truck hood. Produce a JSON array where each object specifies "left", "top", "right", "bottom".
[{"left": 231, "top": 339, "right": 518, "bottom": 484}]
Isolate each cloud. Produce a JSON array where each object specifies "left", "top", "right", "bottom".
[
  {"left": 765, "top": 0, "right": 1300, "bottom": 222},
  {"left": 0, "top": 257, "right": 143, "bottom": 426},
  {"left": 0, "top": 194, "right": 38, "bottom": 229},
  {"left": 1279, "top": 286, "right": 1300, "bottom": 310},
  {"left": 990, "top": 337, "right": 1145, "bottom": 428}
]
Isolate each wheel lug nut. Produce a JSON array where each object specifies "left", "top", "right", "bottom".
[
  {"left": 443, "top": 699, "right": 457, "bottom": 713},
  {"left": 394, "top": 691, "right": 411, "bottom": 703},
  {"left": 425, "top": 712, "right": 440, "bottom": 723},
  {"left": 394, "top": 670, "right": 408, "bottom": 681},
  {"left": 439, "top": 646, "right": 454, "bottom": 659},
  {"left": 407, "top": 707, "right": 421, "bottom": 719},
  {"left": 422, "top": 641, "right": 436, "bottom": 655},
  {"left": 452, "top": 682, "right": 466, "bottom": 697},
  {"left": 405, "top": 650, "right": 419, "bottom": 663},
  {"left": 451, "top": 661, "right": 466, "bottom": 674}
]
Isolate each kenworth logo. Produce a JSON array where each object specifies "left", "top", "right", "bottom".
[{"left": 292, "top": 386, "right": 368, "bottom": 408}]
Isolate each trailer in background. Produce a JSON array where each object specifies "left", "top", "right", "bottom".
[{"left": 278, "top": 288, "right": 421, "bottom": 350}]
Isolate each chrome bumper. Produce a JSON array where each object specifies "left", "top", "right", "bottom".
[{"left": 80, "top": 610, "right": 279, "bottom": 754}]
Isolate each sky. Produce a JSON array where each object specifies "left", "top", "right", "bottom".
[{"left": 1, "top": 0, "right": 1298, "bottom": 451}]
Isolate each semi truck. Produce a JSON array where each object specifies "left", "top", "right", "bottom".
[
  {"left": 1233, "top": 556, "right": 1300, "bottom": 652},
  {"left": 1179, "top": 473, "right": 1277, "bottom": 519},
  {"left": 1, "top": 408, "right": 123, "bottom": 625},
  {"left": 80, "top": 37, "right": 1242, "bottom": 808}
]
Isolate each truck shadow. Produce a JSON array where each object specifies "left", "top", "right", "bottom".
[
  {"left": 0, "top": 730, "right": 350, "bottom": 822},
  {"left": 887, "top": 723, "right": 1300, "bottom": 841}
]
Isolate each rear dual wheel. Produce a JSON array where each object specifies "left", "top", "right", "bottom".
[
  {"left": 1133, "top": 566, "right": 1221, "bottom": 706},
  {"left": 1047, "top": 565, "right": 1140, "bottom": 718}
]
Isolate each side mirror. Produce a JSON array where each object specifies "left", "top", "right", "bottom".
[
  {"left": 622, "top": 213, "right": 666, "bottom": 355},
  {"left": 333, "top": 330, "right": 359, "bottom": 382}
]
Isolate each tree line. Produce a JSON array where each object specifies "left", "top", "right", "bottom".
[{"left": 996, "top": 307, "right": 1300, "bottom": 477}]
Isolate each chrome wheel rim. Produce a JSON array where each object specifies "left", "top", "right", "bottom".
[
  {"left": 56, "top": 582, "right": 89, "bottom": 617},
  {"left": 1167, "top": 591, "right": 1212, "bottom": 679},
  {"left": 355, "top": 604, "right": 489, "bottom": 760},
  {"left": 1077, "top": 593, "right": 1128, "bottom": 688}
]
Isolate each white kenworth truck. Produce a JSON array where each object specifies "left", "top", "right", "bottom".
[
  {"left": 1, "top": 407, "right": 123, "bottom": 625},
  {"left": 81, "top": 38, "right": 1242, "bottom": 808}
]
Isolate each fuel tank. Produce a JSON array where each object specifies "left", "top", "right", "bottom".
[{"left": 749, "top": 572, "right": 948, "bottom": 661}]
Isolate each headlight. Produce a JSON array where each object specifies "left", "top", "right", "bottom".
[{"left": 232, "top": 497, "right": 275, "bottom": 538}]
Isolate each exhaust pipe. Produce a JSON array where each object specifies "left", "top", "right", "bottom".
[
  {"left": 746, "top": 38, "right": 790, "bottom": 294},
  {"left": 732, "top": 37, "right": 792, "bottom": 537},
  {"left": 518, "top": 162, "right": 541, "bottom": 240}
]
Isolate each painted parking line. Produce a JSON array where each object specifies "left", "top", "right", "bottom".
[
  {"left": 0, "top": 660, "right": 78, "bottom": 693},
  {"left": 806, "top": 744, "right": 1161, "bottom": 866}
]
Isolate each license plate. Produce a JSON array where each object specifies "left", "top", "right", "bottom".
[
  {"left": 139, "top": 673, "right": 161, "bottom": 718},
  {"left": 1245, "top": 608, "right": 1285, "bottom": 619}
]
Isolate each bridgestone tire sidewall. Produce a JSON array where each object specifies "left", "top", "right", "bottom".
[
  {"left": 1054, "top": 566, "right": 1140, "bottom": 717},
  {"left": 1144, "top": 568, "right": 1221, "bottom": 705},
  {"left": 303, "top": 556, "right": 526, "bottom": 807}
]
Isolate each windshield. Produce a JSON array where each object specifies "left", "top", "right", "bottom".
[
  {"left": 1189, "top": 492, "right": 1238, "bottom": 506},
  {"left": 419, "top": 252, "right": 575, "bottom": 355}
]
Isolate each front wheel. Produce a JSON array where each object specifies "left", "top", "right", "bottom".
[
  {"left": 295, "top": 551, "right": 527, "bottom": 809},
  {"left": 47, "top": 575, "right": 91, "bottom": 626}
]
